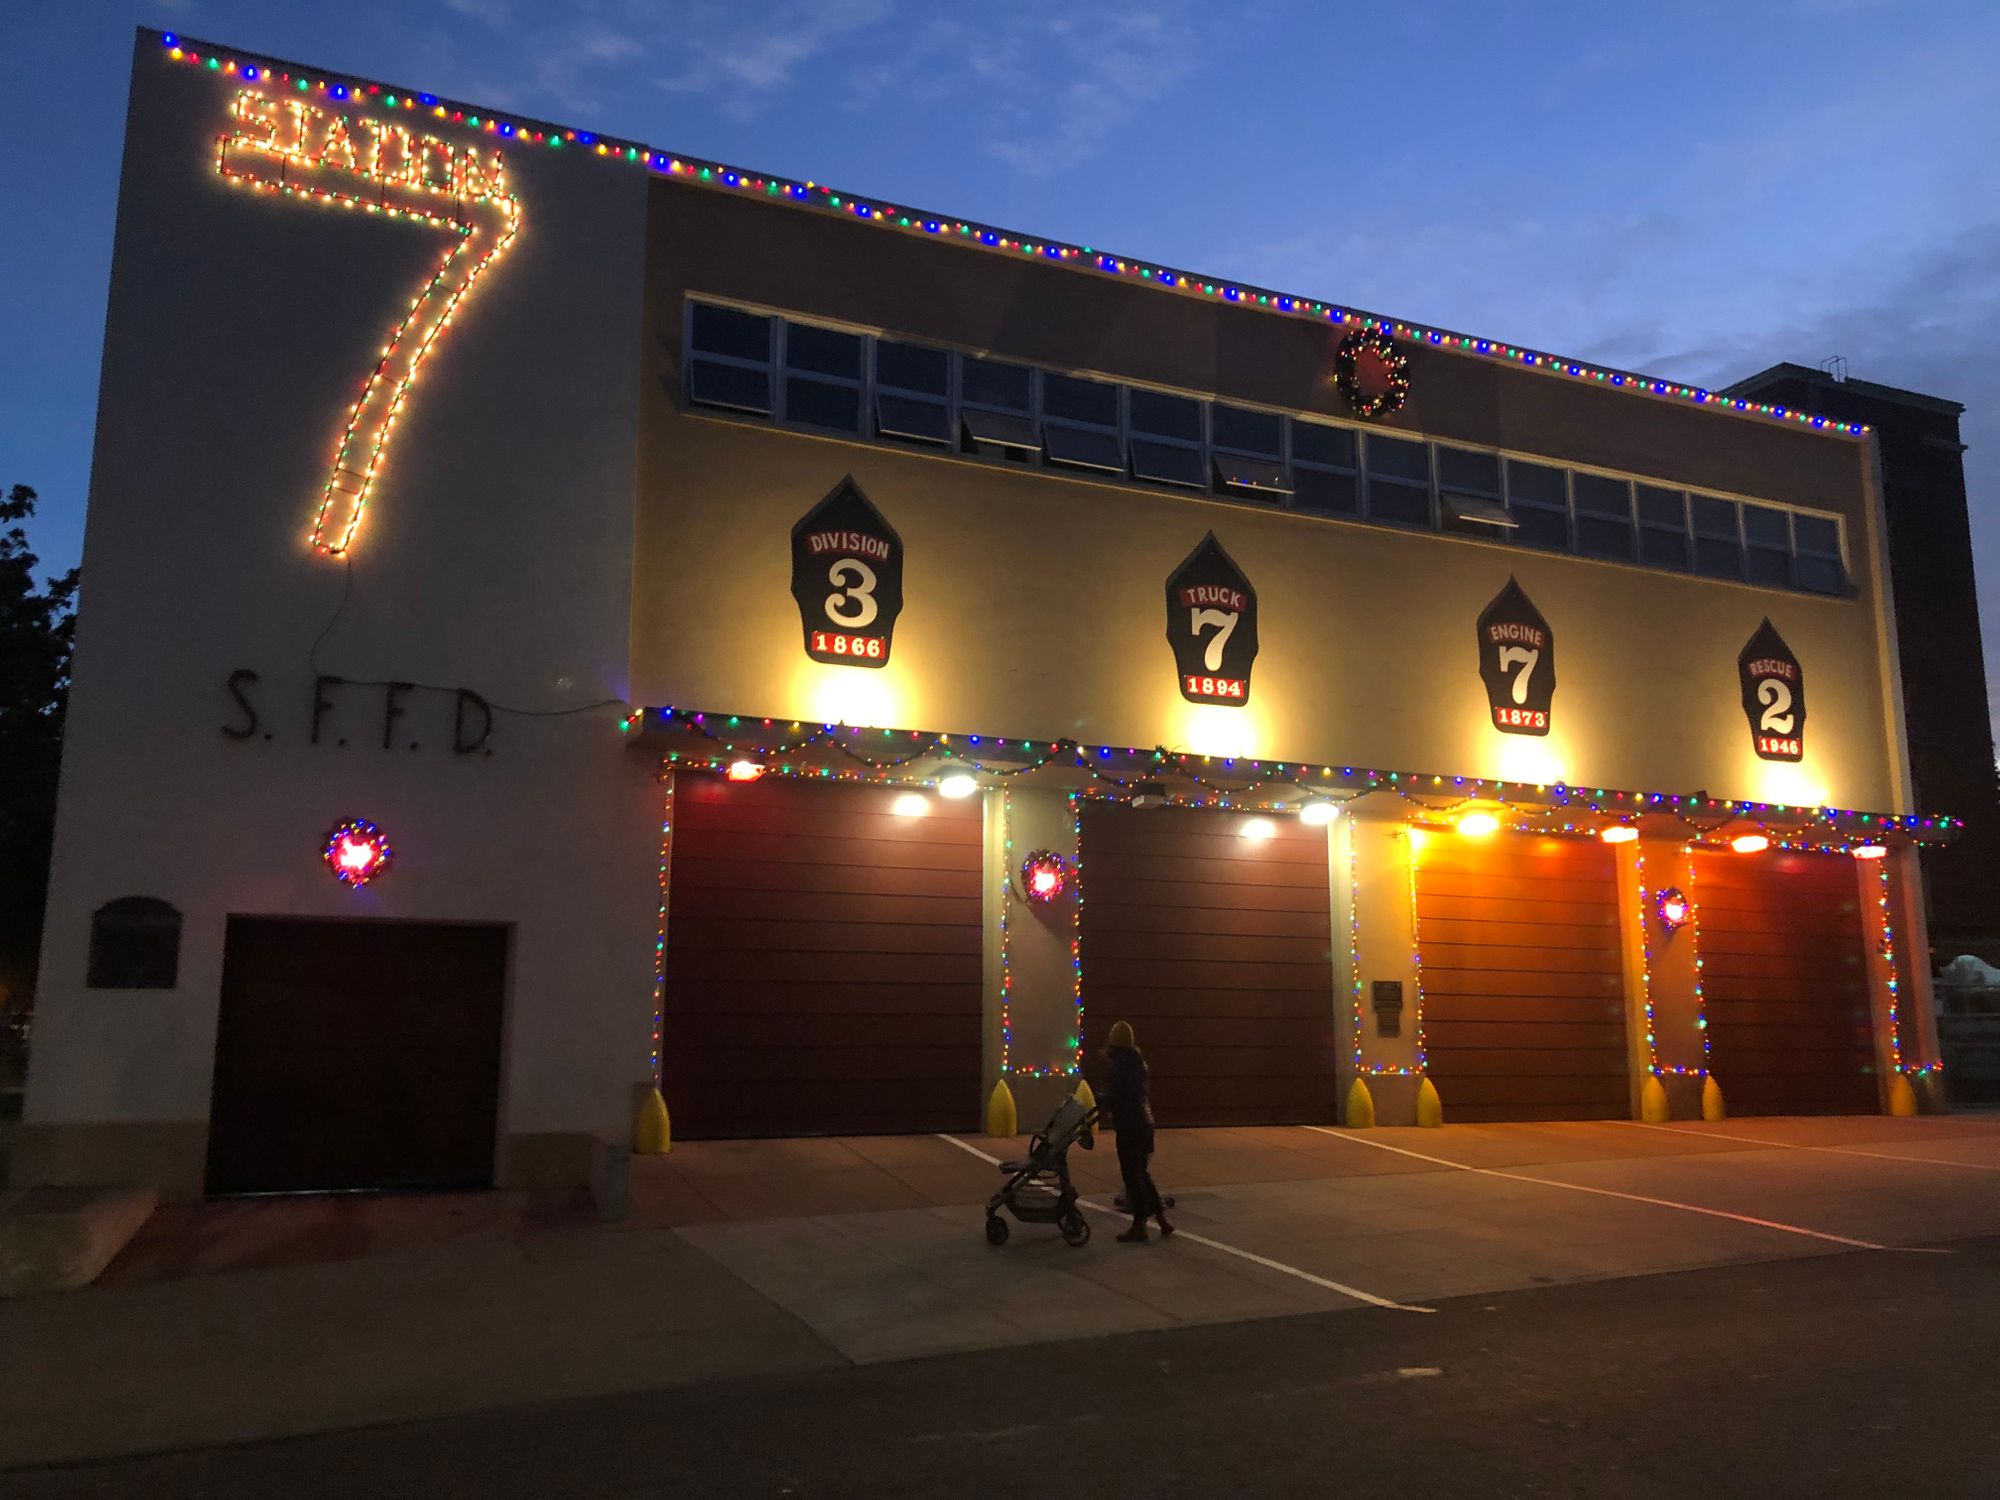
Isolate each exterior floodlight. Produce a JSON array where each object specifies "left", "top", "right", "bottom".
[
  {"left": 1239, "top": 818, "right": 1277, "bottom": 842},
  {"left": 892, "top": 792, "right": 930, "bottom": 818},
  {"left": 1298, "top": 801, "right": 1339, "bottom": 827},
  {"left": 1852, "top": 844, "right": 1889, "bottom": 860},
  {"left": 726, "top": 760, "right": 766, "bottom": 782},
  {"left": 1730, "top": 833, "right": 1770, "bottom": 854},
  {"left": 1600, "top": 825, "right": 1638, "bottom": 844},
  {"left": 1457, "top": 812, "right": 1500, "bottom": 838},
  {"left": 937, "top": 773, "right": 978, "bottom": 800}
]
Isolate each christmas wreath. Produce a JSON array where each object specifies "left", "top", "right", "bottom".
[{"left": 1334, "top": 328, "right": 1410, "bottom": 418}]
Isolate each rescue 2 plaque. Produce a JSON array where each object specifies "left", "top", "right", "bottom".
[
  {"left": 1739, "top": 618, "right": 1806, "bottom": 762},
  {"left": 790, "top": 476, "right": 904, "bottom": 668},
  {"left": 1165, "top": 532, "right": 1259, "bottom": 705},
  {"left": 1477, "top": 577, "right": 1556, "bottom": 736}
]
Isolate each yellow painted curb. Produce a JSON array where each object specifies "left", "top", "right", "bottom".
[
  {"left": 1640, "top": 1074, "right": 1671, "bottom": 1123},
  {"left": 1416, "top": 1076, "right": 1443, "bottom": 1128},
  {"left": 984, "top": 1078, "right": 1019, "bottom": 1137},
  {"left": 1344, "top": 1076, "right": 1376, "bottom": 1129},
  {"left": 1887, "top": 1072, "right": 1918, "bottom": 1117},
  {"left": 1071, "top": 1077, "right": 1098, "bottom": 1114},
  {"left": 633, "top": 1087, "right": 671, "bottom": 1155},
  {"left": 1701, "top": 1074, "right": 1726, "bottom": 1122}
]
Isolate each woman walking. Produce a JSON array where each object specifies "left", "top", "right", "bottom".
[{"left": 1103, "top": 1020, "right": 1173, "bottom": 1243}]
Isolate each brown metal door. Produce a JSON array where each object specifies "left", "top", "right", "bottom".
[
  {"left": 1415, "top": 834, "right": 1630, "bottom": 1122},
  {"left": 205, "top": 918, "right": 508, "bottom": 1195},
  {"left": 1692, "top": 849, "right": 1876, "bottom": 1114},
  {"left": 1079, "top": 803, "right": 1337, "bottom": 1125},
  {"left": 660, "top": 774, "right": 984, "bottom": 1137}
]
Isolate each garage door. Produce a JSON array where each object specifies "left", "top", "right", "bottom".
[
  {"left": 1079, "top": 803, "right": 1336, "bottom": 1125},
  {"left": 660, "top": 774, "right": 983, "bottom": 1138},
  {"left": 1414, "top": 834, "right": 1629, "bottom": 1122},
  {"left": 205, "top": 918, "right": 508, "bottom": 1196},
  {"left": 1691, "top": 849, "right": 1876, "bottom": 1114}
]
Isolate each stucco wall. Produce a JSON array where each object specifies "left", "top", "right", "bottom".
[{"left": 24, "top": 37, "right": 656, "bottom": 1177}]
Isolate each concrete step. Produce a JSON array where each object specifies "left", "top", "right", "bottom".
[{"left": 0, "top": 1186, "right": 156, "bottom": 1298}]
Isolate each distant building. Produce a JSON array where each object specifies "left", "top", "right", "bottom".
[{"left": 1723, "top": 364, "right": 1999, "bottom": 962}]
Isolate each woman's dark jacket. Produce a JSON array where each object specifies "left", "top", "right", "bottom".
[{"left": 1104, "top": 1045, "right": 1155, "bottom": 1146}]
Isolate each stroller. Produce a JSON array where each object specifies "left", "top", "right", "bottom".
[{"left": 984, "top": 1095, "right": 1097, "bottom": 1247}]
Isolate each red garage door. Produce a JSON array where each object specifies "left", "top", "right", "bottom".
[
  {"left": 1415, "top": 833, "right": 1630, "bottom": 1122},
  {"left": 1692, "top": 849, "right": 1876, "bottom": 1115},
  {"left": 660, "top": 775, "right": 984, "bottom": 1138},
  {"left": 1080, "top": 803, "right": 1337, "bottom": 1125}
]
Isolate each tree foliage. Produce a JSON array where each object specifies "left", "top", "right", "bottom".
[{"left": 0, "top": 482, "right": 77, "bottom": 1030}]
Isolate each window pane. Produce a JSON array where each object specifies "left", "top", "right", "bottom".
[
  {"left": 1694, "top": 535, "right": 1743, "bottom": 579},
  {"left": 1690, "top": 495, "right": 1739, "bottom": 539},
  {"left": 1292, "top": 421, "right": 1355, "bottom": 469},
  {"left": 1797, "top": 554, "right": 1845, "bottom": 594},
  {"left": 876, "top": 392, "right": 949, "bottom": 445},
  {"left": 877, "top": 340, "right": 948, "bottom": 395},
  {"left": 1293, "top": 467, "right": 1358, "bottom": 515},
  {"left": 962, "top": 407, "right": 1039, "bottom": 449},
  {"left": 1214, "top": 454, "right": 1290, "bottom": 494},
  {"left": 1742, "top": 505, "right": 1790, "bottom": 547},
  {"left": 1366, "top": 435, "right": 1429, "bottom": 483},
  {"left": 1746, "top": 545, "right": 1791, "bottom": 587},
  {"left": 1212, "top": 404, "right": 1281, "bottom": 456},
  {"left": 1043, "top": 374, "right": 1118, "bottom": 426},
  {"left": 1639, "top": 526, "right": 1690, "bottom": 571},
  {"left": 962, "top": 357, "right": 1031, "bottom": 412},
  {"left": 688, "top": 360, "right": 771, "bottom": 414},
  {"left": 1129, "top": 438, "right": 1205, "bottom": 488},
  {"left": 1636, "top": 484, "right": 1685, "bottom": 528},
  {"left": 786, "top": 377, "right": 860, "bottom": 432},
  {"left": 1369, "top": 479, "right": 1432, "bottom": 529},
  {"left": 1794, "top": 513, "right": 1840, "bottom": 558},
  {"left": 1506, "top": 459, "right": 1566, "bottom": 508},
  {"left": 689, "top": 303, "right": 770, "bottom": 361},
  {"left": 1512, "top": 504, "right": 1568, "bottom": 551},
  {"left": 785, "top": 323, "right": 860, "bottom": 379},
  {"left": 1577, "top": 513, "right": 1634, "bottom": 560},
  {"left": 1437, "top": 447, "right": 1500, "bottom": 495},
  {"left": 1573, "top": 472, "right": 1631, "bottom": 519},
  {"left": 1045, "top": 424, "right": 1125, "bottom": 473},
  {"left": 1129, "top": 388, "right": 1201, "bottom": 441}
]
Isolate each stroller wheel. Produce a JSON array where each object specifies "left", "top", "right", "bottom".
[
  {"left": 1059, "top": 1211, "right": 1090, "bottom": 1247},
  {"left": 984, "top": 1214, "right": 1009, "bottom": 1247}
]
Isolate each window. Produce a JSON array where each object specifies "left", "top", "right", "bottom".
[
  {"left": 1127, "top": 388, "right": 1205, "bottom": 488},
  {"left": 1691, "top": 495, "right": 1743, "bottom": 579},
  {"left": 1794, "top": 513, "right": 1846, "bottom": 594},
  {"left": 87, "top": 897, "right": 181, "bottom": 989},
  {"left": 960, "top": 357, "right": 1037, "bottom": 456},
  {"left": 874, "top": 340, "right": 950, "bottom": 446},
  {"left": 1042, "top": 373, "right": 1124, "bottom": 473},
  {"left": 686, "top": 303, "right": 773, "bottom": 414},
  {"left": 1437, "top": 447, "right": 1511, "bottom": 535},
  {"left": 1572, "top": 473, "right": 1634, "bottom": 561},
  {"left": 1211, "top": 404, "right": 1289, "bottom": 498},
  {"left": 1291, "top": 421, "right": 1358, "bottom": 515},
  {"left": 1365, "top": 435, "right": 1432, "bottom": 528},
  {"left": 1505, "top": 460, "right": 1569, "bottom": 550},
  {"left": 1742, "top": 504, "right": 1793, "bottom": 588},
  {"left": 783, "top": 323, "right": 862, "bottom": 433},
  {"left": 1636, "top": 485, "right": 1689, "bottom": 571}
]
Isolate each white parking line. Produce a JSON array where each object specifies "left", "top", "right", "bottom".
[
  {"left": 936, "top": 1134, "right": 1434, "bottom": 1314},
  {"left": 1624, "top": 1119, "right": 2000, "bottom": 1173},
  {"left": 1301, "top": 1124, "right": 1889, "bottom": 1251}
]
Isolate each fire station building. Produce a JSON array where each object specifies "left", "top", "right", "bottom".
[{"left": 16, "top": 30, "right": 1954, "bottom": 1199}]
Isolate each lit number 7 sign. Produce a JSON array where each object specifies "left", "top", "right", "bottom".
[
  {"left": 1166, "top": 532, "right": 1259, "bottom": 705},
  {"left": 1476, "top": 577, "right": 1557, "bottom": 735},
  {"left": 215, "top": 88, "right": 523, "bottom": 557}
]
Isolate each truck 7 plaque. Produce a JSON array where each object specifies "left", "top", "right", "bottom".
[
  {"left": 1476, "top": 577, "right": 1557, "bottom": 736},
  {"left": 790, "top": 476, "right": 904, "bottom": 668},
  {"left": 1165, "top": 532, "right": 1259, "bottom": 706},
  {"left": 1739, "top": 618, "right": 1806, "bottom": 762}
]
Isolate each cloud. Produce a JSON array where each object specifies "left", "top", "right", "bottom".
[{"left": 654, "top": 0, "right": 895, "bottom": 121}]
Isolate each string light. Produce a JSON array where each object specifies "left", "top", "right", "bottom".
[
  {"left": 996, "top": 792, "right": 1085, "bottom": 1078},
  {"left": 1873, "top": 858, "right": 1940, "bottom": 1079},
  {"left": 1633, "top": 847, "right": 1704, "bottom": 1079},
  {"left": 161, "top": 34, "right": 1871, "bottom": 440},
  {"left": 650, "top": 776, "right": 674, "bottom": 1082},
  {"left": 1683, "top": 848, "right": 1714, "bottom": 1077},
  {"left": 210, "top": 83, "right": 521, "bottom": 557},
  {"left": 321, "top": 817, "right": 393, "bottom": 886},
  {"left": 1334, "top": 328, "right": 1411, "bottom": 418}
]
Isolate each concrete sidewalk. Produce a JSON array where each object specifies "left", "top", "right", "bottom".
[{"left": 4, "top": 1116, "right": 1999, "bottom": 1471}]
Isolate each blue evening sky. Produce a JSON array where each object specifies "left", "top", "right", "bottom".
[{"left": 5, "top": 2, "right": 1998, "bottom": 730}]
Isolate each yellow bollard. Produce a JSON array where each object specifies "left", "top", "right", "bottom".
[
  {"left": 633, "top": 1086, "right": 671, "bottom": 1155},
  {"left": 1416, "top": 1076, "right": 1444, "bottom": 1128},
  {"left": 1887, "top": 1072, "right": 1918, "bottom": 1117},
  {"left": 1641, "top": 1074, "right": 1671, "bottom": 1123},
  {"left": 984, "top": 1078, "right": 1019, "bottom": 1138},
  {"left": 1345, "top": 1076, "right": 1376, "bottom": 1129},
  {"left": 1071, "top": 1077, "right": 1098, "bottom": 1114},
  {"left": 1701, "top": 1074, "right": 1726, "bottom": 1122}
]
